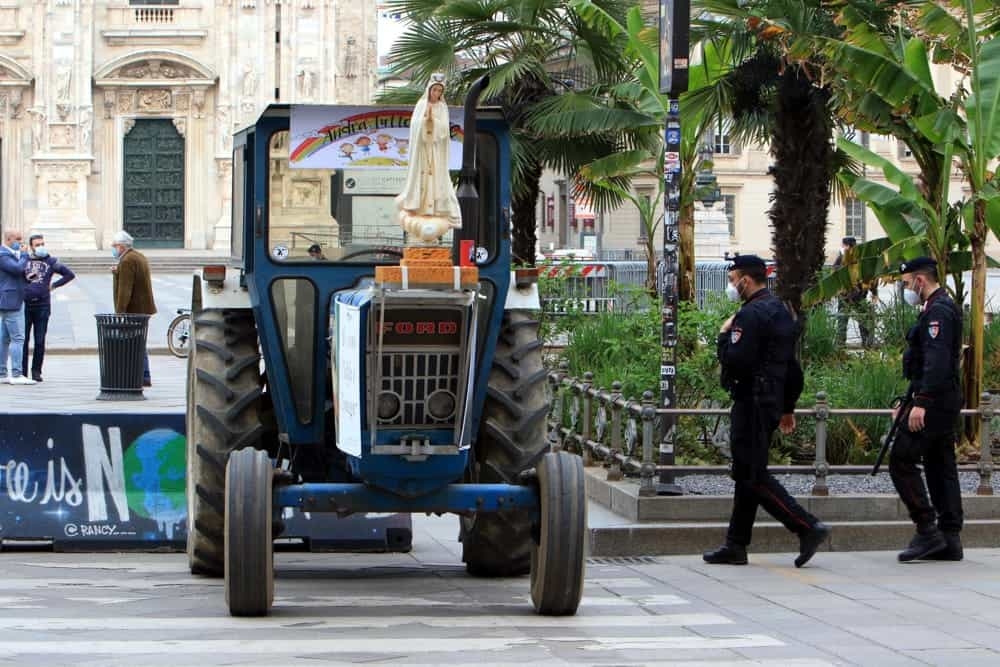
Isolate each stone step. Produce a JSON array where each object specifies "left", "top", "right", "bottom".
[
  {"left": 588, "top": 519, "right": 1000, "bottom": 557},
  {"left": 61, "top": 256, "right": 229, "bottom": 274},
  {"left": 584, "top": 467, "right": 1000, "bottom": 522}
]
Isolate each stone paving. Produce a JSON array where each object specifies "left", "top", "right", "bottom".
[{"left": 1, "top": 513, "right": 999, "bottom": 665}]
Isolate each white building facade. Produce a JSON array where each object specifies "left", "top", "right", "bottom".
[{"left": 0, "top": 0, "right": 377, "bottom": 251}]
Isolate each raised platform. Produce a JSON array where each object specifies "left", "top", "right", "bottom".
[{"left": 584, "top": 467, "right": 1000, "bottom": 556}]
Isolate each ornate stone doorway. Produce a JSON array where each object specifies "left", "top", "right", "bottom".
[{"left": 123, "top": 119, "right": 185, "bottom": 247}]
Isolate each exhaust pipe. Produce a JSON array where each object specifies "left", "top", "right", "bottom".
[{"left": 454, "top": 74, "right": 489, "bottom": 265}]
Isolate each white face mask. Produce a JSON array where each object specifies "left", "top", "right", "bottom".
[
  {"left": 725, "top": 280, "right": 742, "bottom": 302},
  {"left": 903, "top": 279, "right": 922, "bottom": 306}
]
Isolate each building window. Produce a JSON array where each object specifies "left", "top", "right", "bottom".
[
  {"left": 129, "top": 0, "right": 179, "bottom": 5},
  {"left": 713, "top": 120, "right": 731, "bottom": 155},
  {"left": 845, "top": 197, "right": 866, "bottom": 241},
  {"left": 637, "top": 188, "right": 652, "bottom": 241},
  {"left": 723, "top": 194, "right": 736, "bottom": 237},
  {"left": 898, "top": 141, "right": 913, "bottom": 159}
]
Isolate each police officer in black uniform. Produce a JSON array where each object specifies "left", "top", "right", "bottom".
[
  {"left": 891, "top": 256, "right": 964, "bottom": 562},
  {"left": 704, "top": 255, "right": 831, "bottom": 567}
]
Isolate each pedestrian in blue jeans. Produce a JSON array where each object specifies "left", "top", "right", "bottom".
[
  {"left": 22, "top": 234, "right": 75, "bottom": 382},
  {"left": 0, "top": 230, "right": 35, "bottom": 385}
]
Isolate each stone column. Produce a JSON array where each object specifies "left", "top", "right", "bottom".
[
  {"left": 0, "top": 89, "right": 27, "bottom": 233},
  {"left": 212, "top": 158, "right": 233, "bottom": 251},
  {"left": 33, "top": 0, "right": 96, "bottom": 249}
]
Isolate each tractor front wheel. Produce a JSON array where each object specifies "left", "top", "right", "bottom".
[
  {"left": 186, "top": 309, "right": 264, "bottom": 576},
  {"left": 530, "top": 451, "right": 586, "bottom": 616},
  {"left": 225, "top": 448, "right": 274, "bottom": 616},
  {"left": 460, "top": 310, "right": 549, "bottom": 576}
]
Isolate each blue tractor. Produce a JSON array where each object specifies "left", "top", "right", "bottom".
[{"left": 185, "top": 80, "right": 586, "bottom": 616}]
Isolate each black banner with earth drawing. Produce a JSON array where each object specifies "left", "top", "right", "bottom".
[{"left": 0, "top": 413, "right": 410, "bottom": 550}]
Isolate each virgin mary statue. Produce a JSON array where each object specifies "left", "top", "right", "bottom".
[{"left": 395, "top": 75, "right": 462, "bottom": 242}]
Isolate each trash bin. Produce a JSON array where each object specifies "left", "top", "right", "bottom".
[{"left": 95, "top": 313, "right": 151, "bottom": 401}]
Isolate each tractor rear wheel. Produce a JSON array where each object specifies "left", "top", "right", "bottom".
[
  {"left": 225, "top": 447, "right": 275, "bottom": 616},
  {"left": 530, "top": 451, "right": 586, "bottom": 615},
  {"left": 461, "top": 310, "right": 549, "bottom": 577},
  {"left": 186, "top": 309, "right": 264, "bottom": 576}
]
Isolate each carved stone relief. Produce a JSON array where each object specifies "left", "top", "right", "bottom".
[
  {"left": 79, "top": 107, "right": 92, "bottom": 150},
  {"left": 28, "top": 108, "right": 45, "bottom": 152},
  {"left": 117, "top": 61, "right": 195, "bottom": 80},
  {"left": 217, "top": 106, "right": 231, "bottom": 153},
  {"left": 297, "top": 67, "right": 317, "bottom": 99},
  {"left": 103, "top": 90, "right": 116, "bottom": 118},
  {"left": 175, "top": 93, "right": 190, "bottom": 112},
  {"left": 137, "top": 89, "right": 172, "bottom": 112},
  {"left": 290, "top": 180, "right": 321, "bottom": 208},
  {"left": 117, "top": 92, "right": 133, "bottom": 114},
  {"left": 50, "top": 124, "right": 75, "bottom": 148},
  {"left": 172, "top": 117, "right": 187, "bottom": 137},
  {"left": 192, "top": 90, "right": 205, "bottom": 118},
  {"left": 343, "top": 36, "right": 358, "bottom": 78},
  {"left": 123, "top": 118, "right": 136, "bottom": 136},
  {"left": 48, "top": 182, "right": 77, "bottom": 209}
]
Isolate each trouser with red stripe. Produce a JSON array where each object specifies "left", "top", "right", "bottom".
[
  {"left": 726, "top": 400, "right": 819, "bottom": 547},
  {"left": 889, "top": 417, "right": 963, "bottom": 534}
]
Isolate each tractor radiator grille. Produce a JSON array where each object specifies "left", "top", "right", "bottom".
[{"left": 377, "top": 351, "right": 462, "bottom": 427}]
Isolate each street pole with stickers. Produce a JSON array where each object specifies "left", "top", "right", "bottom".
[{"left": 654, "top": 0, "right": 689, "bottom": 496}]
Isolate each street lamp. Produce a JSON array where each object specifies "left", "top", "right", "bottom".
[{"left": 695, "top": 142, "right": 721, "bottom": 207}]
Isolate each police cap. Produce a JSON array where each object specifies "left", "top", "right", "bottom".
[
  {"left": 899, "top": 256, "right": 937, "bottom": 274},
  {"left": 729, "top": 254, "right": 767, "bottom": 272}
]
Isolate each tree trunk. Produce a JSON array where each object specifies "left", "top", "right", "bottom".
[
  {"left": 768, "top": 70, "right": 834, "bottom": 314},
  {"left": 678, "top": 202, "right": 695, "bottom": 302},
  {"left": 511, "top": 157, "right": 542, "bottom": 266},
  {"left": 964, "top": 199, "right": 987, "bottom": 443}
]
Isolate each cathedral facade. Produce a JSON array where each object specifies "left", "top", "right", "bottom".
[{"left": 0, "top": 0, "right": 377, "bottom": 250}]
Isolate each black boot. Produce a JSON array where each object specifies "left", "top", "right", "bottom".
[
  {"left": 898, "top": 527, "right": 947, "bottom": 562},
  {"left": 795, "top": 522, "right": 831, "bottom": 568},
  {"left": 703, "top": 542, "right": 748, "bottom": 565},
  {"left": 920, "top": 532, "right": 963, "bottom": 561}
]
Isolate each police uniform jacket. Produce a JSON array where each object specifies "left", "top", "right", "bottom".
[
  {"left": 717, "top": 288, "right": 802, "bottom": 415},
  {"left": 904, "top": 287, "right": 962, "bottom": 415}
]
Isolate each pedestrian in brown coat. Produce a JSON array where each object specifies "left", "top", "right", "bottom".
[{"left": 111, "top": 230, "right": 156, "bottom": 386}]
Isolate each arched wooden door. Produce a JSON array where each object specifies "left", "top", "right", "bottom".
[{"left": 123, "top": 119, "right": 184, "bottom": 247}]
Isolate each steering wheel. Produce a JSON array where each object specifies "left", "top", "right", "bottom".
[{"left": 338, "top": 247, "right": 404, "bottom": 261}]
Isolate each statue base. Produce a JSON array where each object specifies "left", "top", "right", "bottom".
[{"left": 375, "top": 247, "right": 478, "bottom": 290}]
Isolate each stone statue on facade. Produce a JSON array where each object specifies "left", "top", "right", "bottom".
[
  {"left": 395, "top": 75, "right": 461, "bottom": 244},
  {"left": 242, "top": 63, "right": 258, "bottom": 97}
]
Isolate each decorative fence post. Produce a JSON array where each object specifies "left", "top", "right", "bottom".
[
  {"left": 977, "top": 392, "right": 995, "bottom": 496},
  {"left": 580, "top": 372, "right": 594, "bottom": 463},
  {"left": 812, "top": 392, "right": 830, "bottom": 496},
  {"left": 639, "top": 391, "right": 657, "bottom": 497},
  {"left": 607, "top": 381, "right": 624, "bottom": 481},
  {"left": 548, "top": 364, "right": 568, "bottom": 451}
]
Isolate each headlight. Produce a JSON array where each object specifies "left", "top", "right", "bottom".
[
  {"left": 377, "top": 391, "right": 402, "bottom": 421},
  {"left": 426, "top": 390, "right": 456, "bottom": 420}
]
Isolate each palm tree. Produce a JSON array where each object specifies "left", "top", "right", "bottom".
[
  {"left": 532, "top": 1, "right": 722, "bottom": 301},
  {"left": 685, "top": 0, "right": 844, "bottom": 314},
  {"left": 382, "top": 0, "right": 636, "bottom": 265}
]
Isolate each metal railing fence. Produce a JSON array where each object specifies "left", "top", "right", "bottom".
[{"left": 547, "top": 365, "right": 999, "bottom": 498}]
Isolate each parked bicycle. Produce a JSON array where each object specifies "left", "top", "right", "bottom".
[{"left": 167, "top": 308, "right": 191, "bottom": 358}]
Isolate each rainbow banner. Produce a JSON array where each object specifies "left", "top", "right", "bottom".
[{"left": 289, "top": 105, "right": 465, "bottom": 170}]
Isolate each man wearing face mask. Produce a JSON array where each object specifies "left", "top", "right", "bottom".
[
  {"left": 0, "top": 230, "right": 34, "bottom": 384},
  {"left": 705, "top": 255, "right": 830, "bottom": 567},
  {"left": 891, "top": 256, "right": 964, "bottom": 562},
  {"left": 22, "top": 234, "right": 75, "bottom": 382}
]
